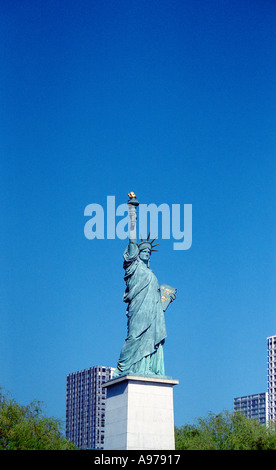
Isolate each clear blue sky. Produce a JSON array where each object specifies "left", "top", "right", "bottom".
[{"left": 1, "top": 0, "right": 275, "bottom": 428}]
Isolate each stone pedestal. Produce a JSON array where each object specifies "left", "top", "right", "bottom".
[{"left": 103, "top": 375, "right": 179, "bottom": 450}]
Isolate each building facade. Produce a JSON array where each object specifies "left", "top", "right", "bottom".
[
  {"left": 66, "top": 365, "right": 114, "bottom": 449},
  {"left": 267, "top": 335, "right": 276, "bottom": 422},
  {"left": 234, "top": 335, "right": 276, "bottom": 425},
  {"left": 233, "top": 393, "right": 268, "bottom": 424}
]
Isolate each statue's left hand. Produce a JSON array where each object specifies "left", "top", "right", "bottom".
[{"left": 169, "top": 290, "right": 177, "bottom": 301}]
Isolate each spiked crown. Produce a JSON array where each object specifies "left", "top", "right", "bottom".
[{"left": 138, "top": 233, "right": 159, "bottom": 252}]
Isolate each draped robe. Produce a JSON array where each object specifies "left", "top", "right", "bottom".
[{"left": 113, "top": 244, "right": 167, "bottom": 378}]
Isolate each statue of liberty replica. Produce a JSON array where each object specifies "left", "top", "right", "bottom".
[{"left": 113, "top": 192, "right": 177, "bottom": 379}]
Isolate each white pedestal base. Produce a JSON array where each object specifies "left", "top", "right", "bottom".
[{"left": 103, "top": 375, "right": 179, "bottom": 450}]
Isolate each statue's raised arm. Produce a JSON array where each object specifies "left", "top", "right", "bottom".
[{"left": 127, "top": 192, "right": 138, "bottom": 257}]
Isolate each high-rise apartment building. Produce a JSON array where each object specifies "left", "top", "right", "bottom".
[
  {"left": 234, "top": 335, "right": 276, "bottom": 425},
  {"left": 267, "top": 335, "right": 276, "bottom": 422},
  {"left": 66, "top": 365, "right": 114, "bottom": 449},
  {"left": 233, "top": 393, "right": 268, "bottom": 424}
]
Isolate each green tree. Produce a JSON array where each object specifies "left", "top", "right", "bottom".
[
  {"left": 175, "top": 410, "right": 276, "bottom": 450},
  {"left": 0, "top": 388, "right": 76, "bottom": 450}
]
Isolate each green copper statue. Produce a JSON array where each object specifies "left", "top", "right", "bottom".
[{"left": 113, "top": 192, "right": 177, "bottom": 379}]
